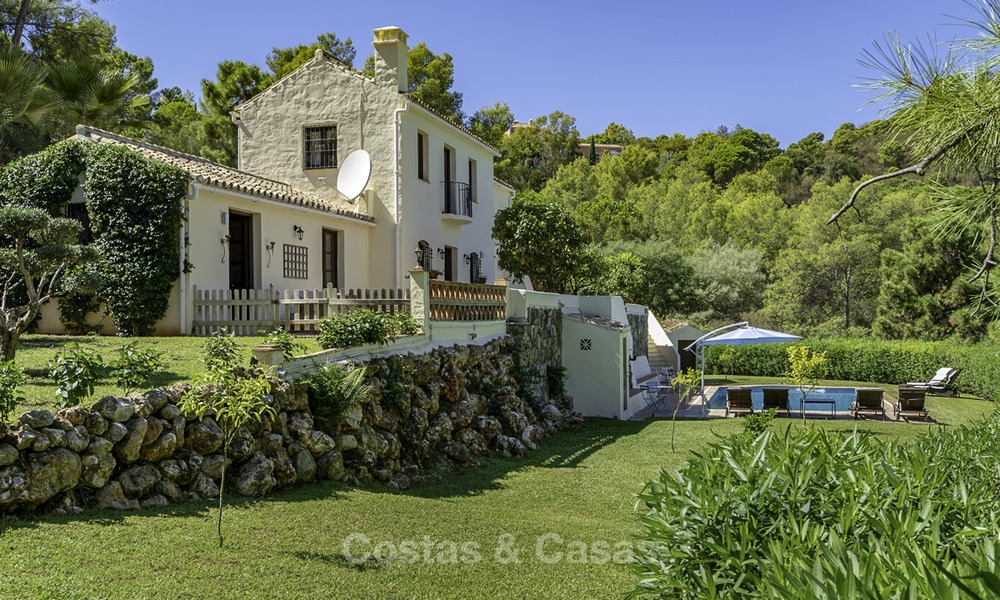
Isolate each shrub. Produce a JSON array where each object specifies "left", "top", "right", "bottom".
[
  {"left": 545, "top": 365, "right": 567, "bottom": 399},
  {"left": 262, "top": 327, "right": 306, "bottom": 360},
  {"left": 631, "top": 411, "right": 1000, "bottom": 598},
  {"left": 392, "top": 310, "right": 421, "bottom": 337},
  {"left": 740, "top": 408, "right": 776, "bottom": 438},
  {"left": 0, "top": 360, "right": 27, "bottom": 423},
  {"left": 110, "top": 342, "right": 164, "bottom": 395},
  {"left": 705, "top": 337, "right": 1000, "bottom": 400},
  {"left": 202, "top": 330, "right": 240, "bottom": 372},
  {"left": 303, "top": 362, "right": 372, "bottom": 433},
  {"left": 317, "top": 309, "right": 395, "bottom": 349},
  {"left": 48, "top": 345, "right": 107, "bottom": 407}
]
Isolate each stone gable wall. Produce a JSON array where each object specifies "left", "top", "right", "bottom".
[{"left": 0, "top": 337, "right": 577, "bottom": 515}]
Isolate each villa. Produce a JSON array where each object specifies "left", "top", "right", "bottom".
[{"left": 39, "top": 26, "right": 514, "bottom": 335}]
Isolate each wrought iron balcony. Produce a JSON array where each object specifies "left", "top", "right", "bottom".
[{"left": 442, "top": 181, "right": 473, "bottom": 218}]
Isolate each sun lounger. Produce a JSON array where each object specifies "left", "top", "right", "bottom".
[
  {"left": 894, "top": 387, "right": 928, "bottom": 421},
  {"left": 726, "top": 387, "right": 754, "bottom": 417},
  {"left": 852, "top": 387, "right": 886, "bottom": 421},
  {"left": 904, "top": 367, "right": 960, "bottom": 397},
  {"left": 761, "top": 388, "right": 789, "bottom": 416}
]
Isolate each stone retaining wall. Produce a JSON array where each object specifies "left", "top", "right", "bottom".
[
  {"left": 0, "top": 337, "right": 577, "bottom": 514},
  {"left": 627, "top": 310, "right": 648, "bottom": 358}
]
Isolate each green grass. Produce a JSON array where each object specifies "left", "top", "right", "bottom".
[
  {"left": 10, "top": 334, "right": 323, "bottom": 414},
  {"left": 0, "top": 395, "right": 992, "bottom": 599}
]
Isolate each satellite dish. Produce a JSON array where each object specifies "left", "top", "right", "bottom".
[{"left": 336, "top": 149, "right": 372, "bottom": 202}]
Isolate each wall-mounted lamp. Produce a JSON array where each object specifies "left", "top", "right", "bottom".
[
  {"left": 414, "top": 246, "right": 424, "bottom": 268},
  {"left": 478, "top": 250, "right": 485, "bottom": 260},
  {"left": 220, "top": 210, "right": 228, "bottom": 225},
  {"left": 220, "top": 234, "right": 230, "bottom": 263},
  {"left": 463, "top": 253, "right": 470, "bottom": 265},
  {"left": 265, "top": 241, "right": 276, "bottom": 268},
  {"left": 293, "top": 225, "right": 304, "bottom": 241},
  {"left": 437, "top": 247, "right": 445, "bottom": 260}
]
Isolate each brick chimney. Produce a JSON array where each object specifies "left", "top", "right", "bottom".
[{"left": 372, "top": 26, "right": 409, "bottom": 93}]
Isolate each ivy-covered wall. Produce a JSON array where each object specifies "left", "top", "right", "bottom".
[{"left": 0, "top": 139, "right": 188, "bottom": 336}]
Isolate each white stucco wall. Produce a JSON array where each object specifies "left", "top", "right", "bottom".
[
  {"left": 562, "top": 316, "right": 630, "bottom": 419},
  {"left": 236, "top": 34, "right": 504, "bottom": 291},
  {"left": 236, "top": 54, "right": 399, "bottom": 289},
  {"left": 397, "top": 105, "right": 500, "bottom": 286},
  {"left": 578, "top": 296, "right": 629, "bottom": 324},
  {"left": 185, "top": 186, "right": 372, "bottom": 295}
]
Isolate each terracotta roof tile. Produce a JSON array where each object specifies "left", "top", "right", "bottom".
[{"left": 74, "top": 126, "right": 374, "bottom": 224}]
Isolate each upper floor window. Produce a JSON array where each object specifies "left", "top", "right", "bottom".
[
  {"left": 417, "top": 131, "right": 429, "bottom": 181},
  {"left": 304, "top": 126, "right": 337, "bottom": 169},
  {"left": 468, "top": 158, "right": 477, "bottom": 202}
]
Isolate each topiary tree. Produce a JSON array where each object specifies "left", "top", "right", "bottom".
[{"left": 0, "top": 205, "right": 95, "bottom": 360}]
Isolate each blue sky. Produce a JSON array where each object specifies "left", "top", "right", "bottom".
[{"left": 93, "top": 0, "right": 977, "bottom": 147}]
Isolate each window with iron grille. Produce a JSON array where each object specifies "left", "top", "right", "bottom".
[
  {"left": 303, "top": 126, "right": 337, "bottom": 169},
  {"left": 283, "top": 244, "right": 309, "bottom": 279}
]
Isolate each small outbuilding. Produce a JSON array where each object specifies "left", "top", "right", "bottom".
[{"left": 649, "top": 317, "right": 705, "bottom": 373}]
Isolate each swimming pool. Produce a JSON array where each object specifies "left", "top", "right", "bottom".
[{"left": 708, "top": 386, "right": 860, "bottom": 414}]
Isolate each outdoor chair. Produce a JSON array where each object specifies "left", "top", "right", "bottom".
[
  {"left": 726, "top": 387, "right": 754, "bottom": 417},
  {"left": 851, "top": 387, "right": 886, "bottom": 421},
  {"left": 762, "top": 387, "right": 789, "bottom": 416},
  {"left": 904, "top": 367, "right": 961, "bottom": 397},
  {"left": 894, "top": 387, "right": 929, "bottom": 421},
  {"left": 640, "top": 381, "right": 669, "bottom": 415}
]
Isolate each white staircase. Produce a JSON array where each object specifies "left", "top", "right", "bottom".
[{"left": 647, "top": 334, "right": 671, "bottom": 370}]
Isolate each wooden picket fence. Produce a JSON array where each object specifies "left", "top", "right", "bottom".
[
  {"left": 191, "top": 285, "right": 411, "bottom": 336},
  {"left": 428, "top": 280, "right": 507, "bottom": 321}
]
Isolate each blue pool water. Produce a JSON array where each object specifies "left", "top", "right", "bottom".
[{"left": 708, "top": 386, "right": 859, "bottom": 414}]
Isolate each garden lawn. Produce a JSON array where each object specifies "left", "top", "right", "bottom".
[
  {"left": 11, "top": 334, "right": 323, "bottom": 414},
  {"left": 0, "top": 395, "right": 991, "bottom": 599}
]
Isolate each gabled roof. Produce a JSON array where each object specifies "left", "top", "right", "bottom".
[
  {"left": 236, "top": 50, "right": 501, "bottom": 156},
  {"left": 74, "top": 126, "right": 374, "bottom": 224}
]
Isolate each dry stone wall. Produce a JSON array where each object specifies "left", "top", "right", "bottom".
[
  {"left": 628, "top": 310, "right": 648, "bottom": 358},
  {"left": 0, "top": 337, "right": 577, "bottom": 515}
]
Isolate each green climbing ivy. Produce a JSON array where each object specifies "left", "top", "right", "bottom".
[
  {"left": 83, "top": 144, "right": 188, "bottom": 336},
  {"left": 0, "top": 139, "right": 88, "bottom": 213},
  {"left": 0, "top": 139, "right": 188, "bottom": 337}
]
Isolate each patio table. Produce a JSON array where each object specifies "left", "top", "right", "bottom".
[{"left": 799, "top": 397, "right": 836, "bottom": 419}]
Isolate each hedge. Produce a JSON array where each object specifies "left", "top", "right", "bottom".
[
  {"left": 632, "top": 409, "right": 1000, "bottom": 597},
  {"left": 706, "top": 337, "right": 1000, "bottom": 400}
]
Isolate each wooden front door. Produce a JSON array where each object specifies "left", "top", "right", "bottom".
[
  {"left": 322, "top": 229, "right": 339, "bottom": 287},
  {"left": 228, "top": 212, "right": 254, "bottom": 290}
]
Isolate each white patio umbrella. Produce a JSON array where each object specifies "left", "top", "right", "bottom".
[{"left": 683, "top": 321, "right": 802, "bottom": 397}]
